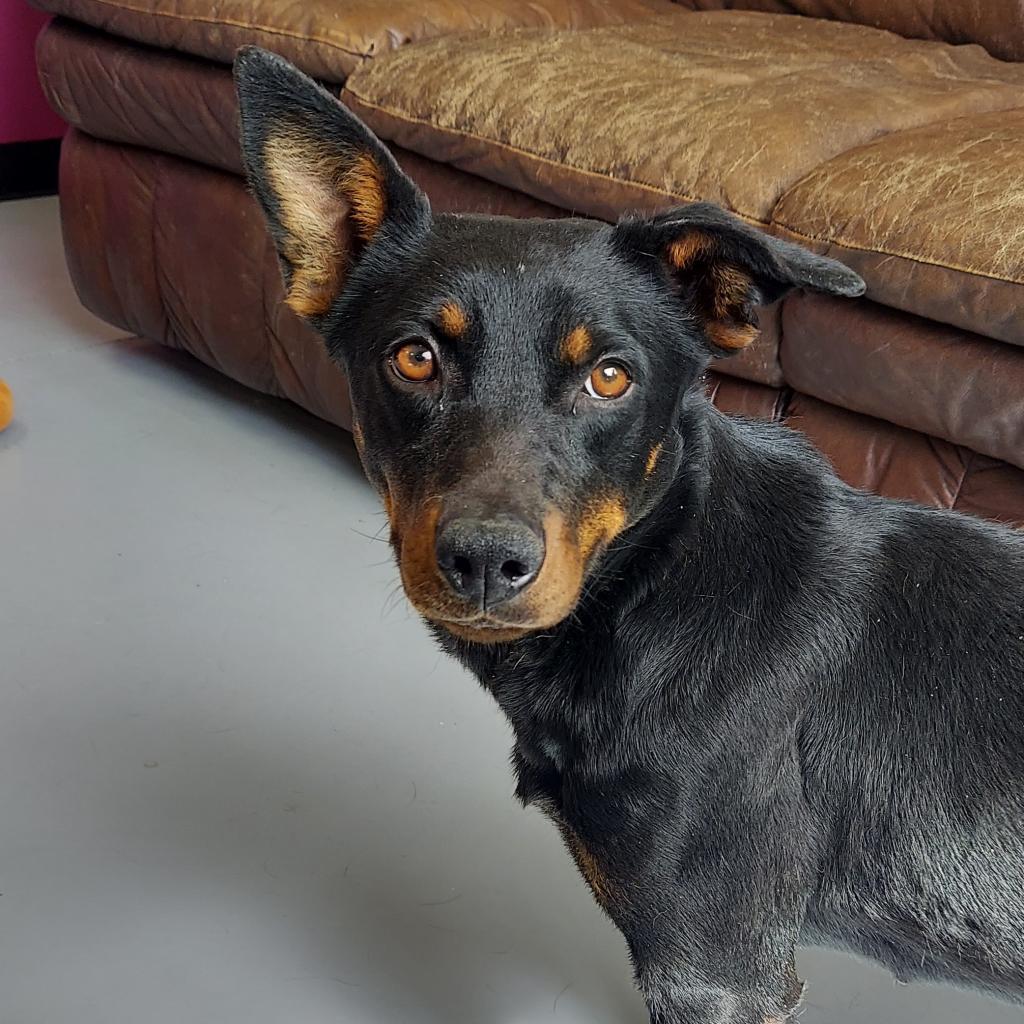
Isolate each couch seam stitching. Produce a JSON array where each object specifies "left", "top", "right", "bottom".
[
  {"left": 59, "top": 0, "right": 369, "bottom": 61},
  {"left": 949, "top": 448, "right": 976, "bottom": 512},
  {"left": 342, "top": 90, "right": 771, "bottom": 227}
]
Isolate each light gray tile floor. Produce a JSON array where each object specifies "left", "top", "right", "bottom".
[{"left": 1, "top": 196, "right": 1020, "bottom": 1024}]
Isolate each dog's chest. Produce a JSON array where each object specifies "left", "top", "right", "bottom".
[
  {"left": 463, "top": 629, "right": 640, "bottom": 813},
  {"left": 494, "top": 680, "right": 616, "bottom": 818}
]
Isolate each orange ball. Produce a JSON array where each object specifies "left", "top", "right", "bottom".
[{"left": 0, "top": 379, "right": 13, "bottom": 432}]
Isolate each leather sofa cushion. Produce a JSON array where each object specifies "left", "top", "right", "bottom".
[
  {"left": 341, "top": 10, "right": 1024, "bottom": 225},
  {"left": 28, "top": 0, "right": 671, "bottom": 82},
  {"left": 37, "top": 19, "right": 784, "bottom": 388},
  {"left": 788, "top": 395, "right": 1024, "bottom": 530},
  {"left": 675, "top": 1, "right": 1024, "bottom": 63},
  {"left": 773, "top": 109, "right": 1024, "bottom": 350},
  {"left": 781, "top": 294, "right": 1024, "bottom": 472}
]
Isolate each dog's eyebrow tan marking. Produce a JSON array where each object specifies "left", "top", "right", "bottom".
[
  {"left": 560, "top": 325, "right": 592, "bottom": 364},
  {"left": 645, "top": 442, "right": 663, "bottom": 477},
  {"left": 437, "top": 301, "right": 468, "bottom": 339}
]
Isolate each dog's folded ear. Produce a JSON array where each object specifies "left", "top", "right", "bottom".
[
  {"left": 234, "top": 46, "right": 430, "bottom": 322},
  {"left": 613, "top": 203, "right": 865, "bottom": 355}
]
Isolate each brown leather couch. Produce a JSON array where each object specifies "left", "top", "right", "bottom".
[{"left": 32, "top": 0, "right": 1024, "bottom": 524}]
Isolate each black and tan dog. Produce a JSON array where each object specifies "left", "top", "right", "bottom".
[{"left": 234, "top": 48, "right": 1024, "bottom": 1024}]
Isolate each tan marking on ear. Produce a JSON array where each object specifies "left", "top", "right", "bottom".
[
  {"left": 560, "top": 325, "right": 592, "bottom": 364},
  {"left": 264, "top": 134, "right": 348, "bottom": 318},
  {"left": 711, "top": 263, "right": 753, "bottom": 320},
  {"left": 438, "top": 301, "right": 468, "bottom": 339},
  {"left": 706, "top": 321, "right": 759, "bottom": 351},
  {"left": 340, "top": 151, "right": 386, "bottom": 243},
  {"left": 645, "top": 442, "right": 663, "bottom": 477},
  {"left": 351, "top": 419, "right": 365, "bottom": 452},
  {"left": 263, "top": 133, "right": 386, "bottom": 318},
  {"left": 666, "top": 231, "right": 714, "bottom": 270}
]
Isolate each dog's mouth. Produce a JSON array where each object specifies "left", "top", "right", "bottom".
[{"left": 427, "top": 615, "right": 538, "bottom": 644}]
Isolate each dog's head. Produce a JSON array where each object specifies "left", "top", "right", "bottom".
[{"left": 235, "top": 47, "right": 864, "bottom": 644}]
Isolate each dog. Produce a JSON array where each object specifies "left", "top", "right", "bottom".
[{"left": 234, "top": 47, "right": 1024, "bottom": 1023}]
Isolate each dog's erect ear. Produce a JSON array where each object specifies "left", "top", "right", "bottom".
[
  {"left": 234, "top": 46, "right": 430, "bottom": 321},
  {"left": 613, "top": 203, "right": 865, "bottom": 354}
]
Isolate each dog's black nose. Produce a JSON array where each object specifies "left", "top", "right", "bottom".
[{"left": 435, "top": 516, "right": 545, "bottom": 609}]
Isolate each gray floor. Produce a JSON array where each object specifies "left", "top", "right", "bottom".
[{"left": 1, "top": 195, "right": 1020, "bottom": 1024}]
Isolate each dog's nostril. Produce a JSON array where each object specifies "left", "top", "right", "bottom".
[
  {"left": 435, "top": 516, "right": 545, "bottom": 608},
  {"left": 452, "top": 555, "right": 474, "bottom": 579},
  {"left": 500, "top": 559, "right": 529, "bottom": 583}
]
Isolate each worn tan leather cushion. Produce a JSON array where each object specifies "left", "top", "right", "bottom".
[
  {"left": 341, "top": 10, "right": 1024, "bottom": 225},
  {"left": 675, "top": 1, "right": 1024, "bottom": 63},
  {"left": 773, "top": 109, "right": 1024, "bottom": 350},
  {"left": 27, "top": 0, "right": 672, "bottom": 82}
]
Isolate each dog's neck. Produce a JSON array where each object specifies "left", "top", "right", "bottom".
[{"left": 437, "top": 385, "right": 720, "bottom": 679}]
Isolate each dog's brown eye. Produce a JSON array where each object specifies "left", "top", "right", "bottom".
[
  {"left": 585, "top": 361, "right": 632, "bottom": 400},
  {"left": 391, "top": 340, "right": 437, "bottom": 383}
]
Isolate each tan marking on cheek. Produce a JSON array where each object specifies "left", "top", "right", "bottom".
[
  {"left": 438, "top": 301, "right": 468, "bottom": 339},
  {"left": 499, "top": 509, "right": 585, "bottom": 633},
  {"left": 645, "top": 442, "right": 663, "bottom": 477},
  {"left": 577, "top": 495, "right": 628, "bottom": 561},
  {"left": 666, "top": 231, "right": 713, "bottom": 270},
  {"left": 560, "top": 325, "right": 592, "bottom": 364},
  {"left": 395, "top": 496, "right": 443, "bottom": 608}
]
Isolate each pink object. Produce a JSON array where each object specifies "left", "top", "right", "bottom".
[{"left": 0, "top": 4, "right": 66, "bottom": 144}]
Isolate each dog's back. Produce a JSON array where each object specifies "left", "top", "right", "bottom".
[{"left": 789, "top": 458, "right": 1024, "bottom": 999}]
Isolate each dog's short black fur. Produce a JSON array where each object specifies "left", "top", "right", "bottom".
[{"left": 235, "top": 48, "right": 1024, "bottom": 1023}]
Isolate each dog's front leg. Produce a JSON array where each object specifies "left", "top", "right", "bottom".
[
  {"left": 558, "top": 819, "right": 808, "bottom": 1024},
  {"left": 635, "top": 950, "right": 804, "bottom": 1024}
]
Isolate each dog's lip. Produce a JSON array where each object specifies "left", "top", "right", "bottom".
[
  {"left": 430, "top": 614, "right": 540, "bottom": 645},
  {"left": 428, "top": 612, "right": 526, "bottom": 630}
]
